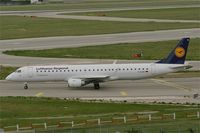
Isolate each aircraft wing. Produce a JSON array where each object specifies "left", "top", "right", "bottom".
[{"left": 75, "top": 75, "right": 110, "bottom": 82}]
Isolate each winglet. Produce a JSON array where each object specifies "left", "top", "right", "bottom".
[{"left": 156, "top": 38, "right": 190, "bottom": 64}]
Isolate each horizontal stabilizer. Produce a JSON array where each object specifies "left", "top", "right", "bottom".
[{"left": 170, "top": 65, "right": 193, "bottom": 70}]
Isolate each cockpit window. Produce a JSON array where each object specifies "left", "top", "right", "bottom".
[{"left": 16, "top": 70, "right": 22, "bottom": 73}]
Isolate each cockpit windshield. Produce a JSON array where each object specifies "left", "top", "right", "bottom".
[{"left": 15, "top": 69, "right": 22, "bottom": 73}]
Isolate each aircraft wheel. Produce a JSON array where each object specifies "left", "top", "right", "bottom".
[
  {"left": 24, "top": 83, "right": 28, "bottom": 90},
  {"left": 94, "top": 83, "right": 100, "bottom": 90}
]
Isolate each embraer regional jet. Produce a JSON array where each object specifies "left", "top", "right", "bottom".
[{"left": 6, "top": 38, "right": 192, "bottom": 89}]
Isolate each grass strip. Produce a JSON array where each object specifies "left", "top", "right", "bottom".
[
  {"left": 4, "top": 38, "right": 200, "bottom": 60},
  {"left": 0, "top": 96, "right": 199, "bottom": 127},
  {"left": 0, "top": 66, "right": 18, "bottom": 80}
]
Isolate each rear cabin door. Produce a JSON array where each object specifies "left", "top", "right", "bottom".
[{"left": 151, "top": 64, "right": 156, "bottom": 76}]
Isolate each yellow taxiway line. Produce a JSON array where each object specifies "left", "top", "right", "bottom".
[
  {"left": 35, "top": 92, "right": 44, "bottom": 97},
  {"left": 120, "top": 91, "right": 128, "bottom": 96},
  {"left": 151, "top": 79, "right": 192, "bottom": 92}
]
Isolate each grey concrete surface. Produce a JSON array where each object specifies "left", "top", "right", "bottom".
[{"left": 0, "top": 77, "right": 199, "bottom": 103}]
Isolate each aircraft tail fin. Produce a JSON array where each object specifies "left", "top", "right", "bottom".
[{"left": 156, "top": 38, "right": 190, "bottom": 64}]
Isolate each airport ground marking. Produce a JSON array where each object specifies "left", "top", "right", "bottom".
[
  {"left": 120, "top": 91, "right": 128, "bottom": 96},
  {"left": 35, "top": 92, "right": 44, "bottom": 97},
  {"left": 151, "top": 79, "right": 192, "bottom": 92}
]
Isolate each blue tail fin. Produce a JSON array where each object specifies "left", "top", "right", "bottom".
[{"left": 156, "top": 38, "right": 190, "bottom": 64}]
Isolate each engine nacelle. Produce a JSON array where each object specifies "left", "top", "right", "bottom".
[{"left": 67, "top": 78, "right": 85, "bottom": 87}]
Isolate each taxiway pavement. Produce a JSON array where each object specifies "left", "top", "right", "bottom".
[{"left": 0, "top": 77, "right": 199, "bottom": 103}]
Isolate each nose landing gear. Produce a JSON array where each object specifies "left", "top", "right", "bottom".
[{"left": 24, "top": 82, "right": 28, "bottom": 89}]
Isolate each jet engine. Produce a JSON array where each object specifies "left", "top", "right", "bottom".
[{"left": 67, "top": 78, "right": 85, "bottom": 87}]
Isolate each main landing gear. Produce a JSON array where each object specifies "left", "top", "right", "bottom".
[
  {"left": 94, "top": 83, "right": 100, "bottom": 90},
  {"left": 24, "top": 82, "right": 28, "bottom": 89}
]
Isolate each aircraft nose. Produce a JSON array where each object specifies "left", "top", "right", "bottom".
[{"left": 6, "top": 74, "right": 12, "bottom": 81}]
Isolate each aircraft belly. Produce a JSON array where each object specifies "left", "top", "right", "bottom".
[{"left": 117, "top": 71, "right": 151, "bottom": 80}]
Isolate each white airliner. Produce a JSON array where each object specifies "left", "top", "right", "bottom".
[{"left": 6, "top": 38, "right": 192, "bottom": 89}]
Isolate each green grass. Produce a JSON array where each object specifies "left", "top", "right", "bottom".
[
  {"left": 0, "top": 0, "right": 199, "bottom": 11},
  {"left": 0, "top": 97, "right": 199, "bottom": 128},
  {"left": 72, "top": 7, "right": 200, "bottom": 20},
  {"left": 1, "top": 16, "right": 200, "bottom": 40},
  {"left": 43, "top": 121, "right": 200, "bottom": 133},
  {"left": 4, "top": 38, "right": 200, "bottom": 60},
  {"left": 0, "top": 66, "right": 18, "bottom": 80}
]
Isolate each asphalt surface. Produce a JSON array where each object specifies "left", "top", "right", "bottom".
[{"left": 0, "top": 77, "right": 199, "bottom": 103}]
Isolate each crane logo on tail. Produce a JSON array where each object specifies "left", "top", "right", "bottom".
[{"left": 175, "top": 47, "right": 185, "bottom": 58}]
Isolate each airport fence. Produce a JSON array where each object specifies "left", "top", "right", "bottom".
[
  {"left": 3, "top": 111, "right": 200, "bottom": 133},
  {"left": 4, "top": 123, "right": 200, "bottom": 133},
  {"left": 35, "top": 124, "right": 200, "bottom": 133}
]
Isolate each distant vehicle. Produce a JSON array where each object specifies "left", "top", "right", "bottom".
[{"left": 6, "top": 38, "right": 192, "bottom": 89}]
